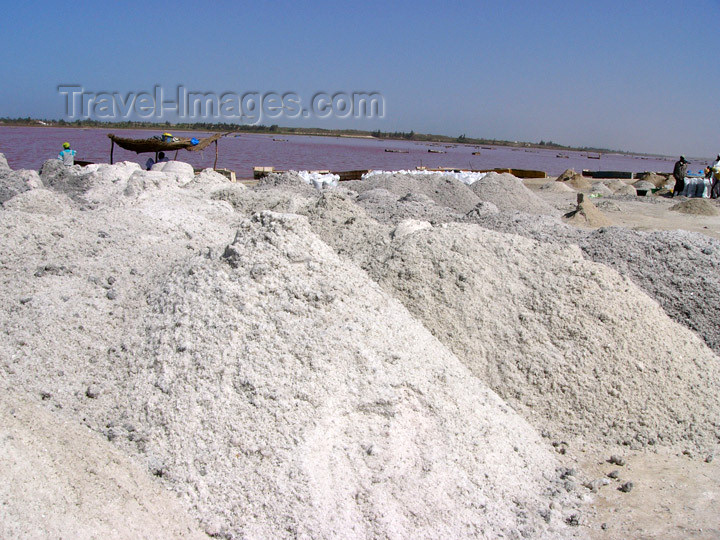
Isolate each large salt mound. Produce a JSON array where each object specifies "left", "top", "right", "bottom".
[
  {"left": 82, "top": 161, "right": 143, "bottom": 204},
  {"left": 355, "top": 188, "right": 464, "bottom": 225},
  {"left": 351, "top": 222, "right": 720, "bottom": 451},
  {"left": 458, "top": 207, "right": 720, "bottom": 357},
  {"left": 470, "top": 172, "right": 556, "bottom": 215},
  {"left": 215, "top": 184, "right": 316, "bottom": 216},
  {"left": 0, "top": 175, "right": 576, "bottom": 539},
  {"left": 303, "top": 191, "right": 391, "bottom": 270},
  {"left": 580, "top": 228, "right": 720, "bottom": 354},
  {"left": 38, "top": 159, "right": 144, "bottom": 206},
  {"left": 117, "top": 212, "right": 574, "bottom": 538},
  {"left": 0, "top": 164, "right": 244, "bottom": 424},
  {"left": 0, "top": 157, "right": 40, "bottom": 203},
  {"left": 0, "top": 392, "right": 204, "bottom": 539},
  {"left": 255, "top": 171, "right": 320, "bottom": 197},
  {"left": 151, "top": 160, "right": 195, "bottom": 179},
  {"left": 2, "top": 188, "right": 73, "bottom": 215},
  {"left": 185, "top": 167, "right": 234, "bottom": 193},
  {"left": 348, "top": 172, "right": 481, "bottom": 214},
  {"left": 0, "top": 169, "right": 32, "bottom": 203},
  {"left": 39, "top": 159, "right": 90, "bottom": 201}
]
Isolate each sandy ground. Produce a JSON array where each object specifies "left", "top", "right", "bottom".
[
  {"left": 525, "top": 177, "right": 720, "bottom": 539},
  {"left": 525, "top": 177, "right": 720, "bottom": 240},
  {"left": 577, "top": 448, "right": 719, "bottom": 539}
]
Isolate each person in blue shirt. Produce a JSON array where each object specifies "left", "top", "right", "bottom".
[
  {"left": 145, "top": 151, "right": 169, "bottom": 170},
  {"left": 58, "top": 142, "right": 77, "bottom": 166}
]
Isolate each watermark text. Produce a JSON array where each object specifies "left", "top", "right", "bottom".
[{"left": 58, "top": 85, "right": 385, "bottom": 124}]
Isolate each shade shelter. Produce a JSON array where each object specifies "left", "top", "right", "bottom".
[{"left": 107, "top": 132, "right": 228, "bottom": 168}]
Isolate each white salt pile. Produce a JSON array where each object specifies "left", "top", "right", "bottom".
[
  {"left": 255, "top": 171, "right": 322, "bottom": 197},
  {"left": 3, "top": 162, "right": 720, "bottom": 536},
  {"left": 257, "top": 170, "right": 340, "bottom": 190},
  {"left": 119, "top": 211, "right": 575, "bottom": 538},
  {"left": 0, "top": 157, "right": 40, "bottom": 202},
  {"left": 0, "top": 162, "right": 577, "bottom": 538},
  {"left": 363, "top": 169, "right": 488, "bottom": 186},
  {"left": 2, "top": 188, "right": 73, "bottom": 215},
  {"left": 349, "top": 172, "right": 481, "bottom": 214},
  {"left": 310, "top": 213, "right": 720, "bottom": 451},
  {"left": 457, "top": 199, "right": 720, "bottom": 358},
  {"left": 470, "top": 172, "right": 556, "bottom": 215},
  {"left": 355, "top": 188, "right": 463, "bottom": 224},
  {"left": 368, "top": 224, "right": 720, "bottom": 448},
  {"left": 151, "top": 160, "right": 195, "bottom": 177}
]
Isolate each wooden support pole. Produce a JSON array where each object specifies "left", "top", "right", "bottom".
[
  {"left": 174, "top": 150, "right": 179, "bottom": 160},
  {"left": 110, "top": 140, "right": 114, "bottom": 164},
  {"left": 214, "top": 140, "right": 219, "bottom": 169}
]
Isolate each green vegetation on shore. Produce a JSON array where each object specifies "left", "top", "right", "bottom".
[{"left": 0, "top": 117, "right": 632, "bottom": 155}]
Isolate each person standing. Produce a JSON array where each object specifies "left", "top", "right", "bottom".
[
  {"left": 57, "top": 142, "right": 76, "bottom": 166},
  {"left": 672, "top": 155, "right": 689, "bottom": 197},
  {"left": 711, "top": 162, "right": 720, "bottom": 199}
]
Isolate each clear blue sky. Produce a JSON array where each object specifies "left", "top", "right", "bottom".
[{"left": 1, "top": 0, "right": 719, "bottom": 157}]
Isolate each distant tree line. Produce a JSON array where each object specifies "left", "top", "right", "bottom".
[{"left": 0, "top": 117, "right": 623, "bottom": 154}]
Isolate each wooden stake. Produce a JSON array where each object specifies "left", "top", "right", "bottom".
[
  {"left": 110, "top": 140, "right": 114, "bottom": 164},
  {"left": 214, "top": 140, "right": 219, "bottom": 169}
]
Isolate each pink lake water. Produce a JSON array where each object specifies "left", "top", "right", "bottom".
[{"left": 0, "top": 126, "right": 707, "bottom": 178}]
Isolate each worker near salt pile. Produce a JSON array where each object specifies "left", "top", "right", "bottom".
[
  {"left": 711, "top": 163, "right": 720, "bottom": 199},
  {"left": 672, "top": 155, "right": 689, "bottom": 197},
  {"left": 146, "top": 151, "right": 169, "bottom": 170},
  {"left": 57, "top": 141, "right": 76, "bottom": 166}
]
